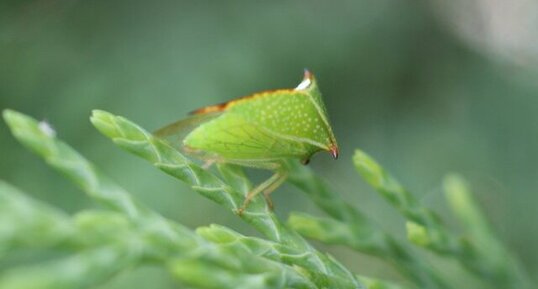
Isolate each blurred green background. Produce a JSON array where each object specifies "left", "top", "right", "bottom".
[{"left": 1, "top": 1, "right": 537, "bottom": 288}]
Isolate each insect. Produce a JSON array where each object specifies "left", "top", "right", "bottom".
[{"left": 155, "top": 70, "right": 338, "bottom": 214}]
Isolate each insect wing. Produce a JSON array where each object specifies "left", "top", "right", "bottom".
[
  {"left": 153, "top": 112, "right": 222, "bottom": 148},
  {"left": 184, "top": 112, "right": 306, "bottom": 160}
]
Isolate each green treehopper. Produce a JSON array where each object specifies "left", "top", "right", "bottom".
[{"left": 156, "top": 70, "right": 338, "bottom": 214}]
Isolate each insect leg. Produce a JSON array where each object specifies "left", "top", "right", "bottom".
[
  {"left": 237, "top": 170, "right": 287, "bottom": 215},
  {"left": 262, "top": 172, "right": 288, "bottom": 210},
  {"left": 202, "top": 159, "right": 216, "bottom": 169}
]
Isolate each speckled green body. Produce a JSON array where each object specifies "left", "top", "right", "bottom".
[{"left": 183, "top": 72, "right": 338, "bottom": 166}]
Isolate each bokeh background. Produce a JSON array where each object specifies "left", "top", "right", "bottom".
[{"left": 1, "top": 1, "right": 538, "bottom": 288}]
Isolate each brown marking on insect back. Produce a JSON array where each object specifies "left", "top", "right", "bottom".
[
  {"left": 190, "top": 89, "right": 297, "bottom": 115},
  {"left": 190, "top": 102, "right": 229, "bottom": 115},
  {"left": 191, "top": 71, "right": 314, "bottom": 115}
]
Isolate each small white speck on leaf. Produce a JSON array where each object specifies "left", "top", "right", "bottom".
[{"left": 38, "top": 121, "right": 56, "bottom": 137}]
